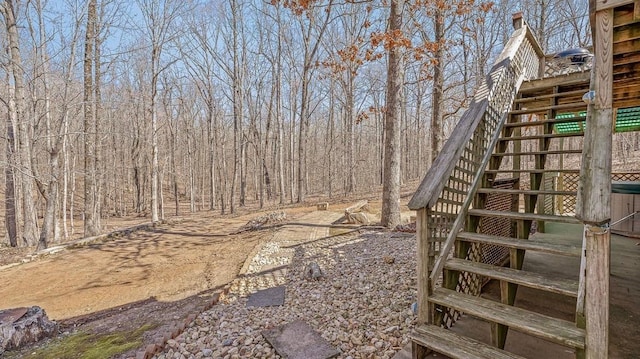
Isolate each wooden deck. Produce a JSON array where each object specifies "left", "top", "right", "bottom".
[{"left": 423, "top": 223, "right": 640, "bottom": 359}]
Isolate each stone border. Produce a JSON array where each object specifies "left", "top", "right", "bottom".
[
  {"left": 238, "top": 241, "right": 267, "bottom": 276},
  {"left": 133, "top": 288, "right": 229, "bottom": 359}
]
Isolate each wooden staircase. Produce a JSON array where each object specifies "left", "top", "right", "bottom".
[
  {"left": 410, "top": 3, "right": 639, "bottom": 358},
  {"left": 410, "top": 72, "right": 590, "bottom": 358}
]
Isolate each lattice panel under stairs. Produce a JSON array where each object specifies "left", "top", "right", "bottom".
[
  {"left": 441, "top": 178, "right": 519, "bottom": 329},
  {"left": 546, "top": 172, "right": 640, "bottom": 215},
  {"left": 479, "top": 178, "right": 519, "bottom": 265}
]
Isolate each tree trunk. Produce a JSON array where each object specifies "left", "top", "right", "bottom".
[
  {"left": 208, "top": 101, "right": 216, "bottom": 210},
  {"left": 275, "top": 7, "right": 286, "bottom": 205},
  {"left": 229, "top": 0, "right": 243, "bottom": 214},
  {"left": 35, "top": 0, "right": 76, "bottom": 249},
  {"left": 150, "top": 51, "right": 160, "bottom": 222},
  {"left": 93, "top": 15, "right": 102, "bottom": 230},
  {"left": 297, "top": 67, "right": 309, "bottom": 203},
  {"left": 381, "top": 0, "right": 404, "bottom": 228},
  {"left": 430, "top": 7, "right": 445, "bottom": 164},
  {"left": 296, "top": 4, "right": 332, "bottom": 203},
  {"left": 3, "top": 0, "right": 39, "bottom": 246},
  {"left": 84, "top": 0, "right": 100, "bottom": 236},
  {"left": 4, "top": 90, "right": 18, "bottom": 247},
  {"left": 346, "top": 72, "right": 355, "bottom": 194}
]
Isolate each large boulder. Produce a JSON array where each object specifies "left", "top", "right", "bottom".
[{"left": 0, "top": 306, "right": 58, "bottom": 354}]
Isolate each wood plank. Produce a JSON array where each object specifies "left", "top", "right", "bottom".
[
  {"left": 636, "top": 0, "right": 640, "bottom": 20},
  {"left": 612, "top": 81, "right": 640, "bottom": 93},
  {"left": 345, "top": 200, "right": 367, "bottom": 213},
  {"left": 504, "top": 115, "right": 587, "bottom": 128},
  {"left": 613, "top": 72, "right": 640, "bottom": 85},
  {"left": 509, "top": 102, "right": 587, "bottom": 115},
  {"left": 429, "top": 288, "right": 586, "bottom": 349},
  {"left": 456, "top": 231, "right": 582, "bottom": 257},
  {"left": 411, "top": 324, "right": 527, "bottom": 359},
  {"left": 596, "top": 0, "right": 634, "bottom": 11},
  {"left": 416, "top": 208, "right": 431, "bottom": 326},
  {"left": 476, "top": 188, "right": 576, "bottom": 196},
  {"left": 613, "top": 23, "right": 640, "bottom": 42},
  {"left": 613, "top": 38, "right": 640, "bottom": 55},
  {"left": 612, "top": 71, "right": 640, "bottom": 84},
  {"left": 612, "top": 97, "right": 640, "bottom": 108},
  {"left": 613, "top": 4, "right": 639, "bottom": 26},
  {"left": 613, "top": 50, "right": 640, "bottom": 66},
  {"left": 519, "top": 72, "right": 590, "bottom": 93},
  {"left": 492, "top": 149, "right": 583, "bottom": 156},
  {"left": 484, "top": 169, "right": 580, "bottom": 174},
  {"left": 514, "top": 88, "right": 590, "bottom": 103},
  {"left": 498, "top": 132, "right": 584, "bottom": 141},
  {"left": 445, "top": 258, "right": 579, "bottom": 297},
  {"left": 468, "top": 209, "right": 582, "bottom": 224},
  {"left": 613, "top": 87, "right": 640, "bottom": 103}
]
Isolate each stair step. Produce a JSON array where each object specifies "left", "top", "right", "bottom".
[
  {"left": 411, "top": 324, "right": 527, "bottom": 359},
  {"left": 484, "top": 169, "right": 580, "bottom": 174},
  {"left": 468, "top": 209, "right": 581, "bottom": 224},
  {"left": 445, "top": 258, "right": 578, "bottom": 297},
  {"left": 514, "top": 88, "right": 590, "bottom": 103},
  {"left": 498, "top": 132, "right": 584, "bottom": 141},
  {"left": 456, "top": 232, "right": 582, "bottom": 257},
  {"left": 509, "top": 102, "right": 587, "bottom": 115},
  {"left": 518, "top": 71, "right": 590, "bottom": 93},
  {"left": 504, "top": 116, "right": 586, "bottom": 128},
  {"left": 429, "top": 288, "right": 585, "bottom": 349},
  {"left": 477, "top": 188, "right": 576, "bottom": 196},
  {"left": 492, "top": 149, "right": 583, "bottom": 156}
]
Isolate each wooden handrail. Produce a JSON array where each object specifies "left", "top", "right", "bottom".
[
  {"left": 408, "top": 23, "right": 543, "bottom": 211},
  {"left": 407, "top": 99, "right": 488, "bottom": 210}
]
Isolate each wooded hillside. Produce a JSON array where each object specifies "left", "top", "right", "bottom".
[{"left": 0, "top": 0, "right": 604, "bottom": 248}]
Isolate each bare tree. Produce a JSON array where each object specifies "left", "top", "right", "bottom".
[
  {"left": 381, "top": 0, "right": 405, "bottom": 228},
  {"left": 137, "top": 0, "right": 184, "bottom": 222},
  {"left": 277, "top": 0, "right": 334, "bottom": 203},
  {"left": 26, "top": 0, "right": 82, "bottom": 248},
  {"left": 0, "top": 22, "right": 18, "bottom": 247},
  {"left": 2, "top": 0, "right": 39, "bottom": 246},
  {"left": 83, "top": 0, "right": 101, "bottom": 236}
]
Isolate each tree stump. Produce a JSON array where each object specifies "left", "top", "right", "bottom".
[{"left": 0, "top": 306, "right": 57, "bottom": 354}]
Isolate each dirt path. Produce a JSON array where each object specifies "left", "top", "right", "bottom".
[{"left": 0, "top": 210, "right": 286, "bottom": 321}]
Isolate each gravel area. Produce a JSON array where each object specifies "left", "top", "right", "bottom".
[{"left": 153, "top": 230, "right": 417, "bottom": 359}]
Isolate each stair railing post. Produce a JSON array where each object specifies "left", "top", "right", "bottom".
[{"left": 414, "top": 207, "right": 433, "bottom": 359}]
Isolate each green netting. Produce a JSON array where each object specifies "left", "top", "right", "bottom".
[
  {"left": 552, "top": 107, "right": 640, "bottom": 133},
  {"left": 615, "top": 107, "right": 640, "bottom": 133},
  {"left": 554, "top": 111, "right": 587, "bottom": 134}
]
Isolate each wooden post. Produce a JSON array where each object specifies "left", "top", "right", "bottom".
[
  {"left": 413, "top": 207, "right": 432, "bottom": 359},
  {"left": 512, "top": 12, "right": 523, "bottom": 30},
  {"left": 576, "top": 5, "right": 613, "bottom": 359}
]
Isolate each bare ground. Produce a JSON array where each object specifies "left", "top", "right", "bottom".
[{"left": 0, "top": 205, "right": 323, "bottom": 358}]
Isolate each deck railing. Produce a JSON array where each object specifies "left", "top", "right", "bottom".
[{"left": 408, "top": 17, "right": 544, "bottom": 327}]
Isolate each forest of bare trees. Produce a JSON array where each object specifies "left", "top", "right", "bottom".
[{"left": 0, "top": 0, "right": 597, "bottom": 248}]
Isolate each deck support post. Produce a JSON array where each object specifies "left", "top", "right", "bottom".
[
  {"left": 577, "top": 4, "right": 613, "bottom": 359},
  {"left": 583, "top": 224, "right": 610, "bottom": 359}
]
